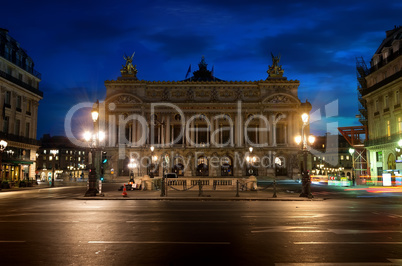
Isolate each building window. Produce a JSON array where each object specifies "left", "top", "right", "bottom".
[
  {"left": 340, "top": 155, "right": 344, "bottom": 160},
  {"left": 385, "top": 95, "right": 389, "bottom": 107},
  {"left": 396, "top": 90, "right": 400, "bottom": 104},
  {"left": 375, "top": 99, "right": 379, "bottom": 112},
  {"left": 25, "top": 122, "right": 30, "bottom": 138},
  {"left": 376, "top": 152, "right": 383, "bottom": 162},
  {"left": 346, "top": 155, "right": 350, "bottom": 160},
  {"left": 26, "top": 100, "right": 31, "bottom": 115},
  {"left": 387, "top": 120, "right": 391, "bottom": 137},
  {"left": 5, "top": 91, "right": 11, "bottom": 105},
  {"left": 399, "top": 117, "right": 402, "bottom": 133},
  {"left": 14, "top": 119, "right": 20, "bottom": 135},
  {"left": 16, "top": 95, "right": 22, "bottom": 111},
  {"left": 3, "top": 116, "right": 9, "bottom": 134}
]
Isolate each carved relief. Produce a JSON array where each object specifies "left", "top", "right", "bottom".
[
  {"left": 219, "top": 90, "right": 234, "bottom": 98},
  {"left": 243, "top": 89, "right": 260, "bottom": 98},
  {"left": 146, "top": 90, "right": 163, "bottom": 98},
  {"left": 171, "top": 90, "right": 186, "bottom": 98},
  {"left": 235, "top": 88, "right": 243, "bottom": 100},
  {"left": 187, "top": 88, "right": 194, "bottom": 101},
  {"left": 211, "top": 88, "right": 218, "bottom": 102},
  {"left": 267, "top": 95, "right": 293, "bottom": 103},
  {"left": 195, "top": 90, "right": 210, "bottom": 98},
  {"left": 114, "top": 95, "right": 139, "bottom": 104}
]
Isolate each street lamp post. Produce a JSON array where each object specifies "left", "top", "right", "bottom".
[
  {"left": 295, "top": 113, "right": 315, "bottom": 198},
  {"left": 128, "top": 158, "right": 138, "bottom": 182},
  {"left": 246, "top": 147, "right": 256, "bottom": 176},
  {"left": 0, "top": 140, "right": 8, "bottom": 181},
  {"left": 349, "top": 148, "right": 355, "bottom": 186},
  {"left": 150, "top": 146, "right": 155, "bottom": 178},
  {"left": 50, "top": 149, "right": 58, "bottom": 187},
  {"left": 83, "top": 107, "right": 105, "bottom": 197}
]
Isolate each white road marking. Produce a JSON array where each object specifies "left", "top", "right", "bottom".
[
  {"left": 251, "top": 226, "right": 326, "bottom": 233},
  {"left": 0, "top": 220, "right": 79, "bottom": 223},
  {"left": 276, "top": 261, "right": 402, "bottom": 266},
  {"left": 294, "top": 242, "right": 402, "bottom": 245},
  {"left": 242, "top": 215, "right": 326, "bottom": 218},
  {"left": 0, "top": 241, "right": 26, "bottom": 243},
  {"left": 252, "top": 226, "right": 402, "bottom": 234},
  {"left": 88, "top": 241, "right": 230, "bottom": 245},
  {"left": 126, "top": 220, "right": 226, "bottom": 223},
  {"left": 328, "top": 229, "right": 402, "bottom": 234}
]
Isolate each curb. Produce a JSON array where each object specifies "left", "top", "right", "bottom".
[{"left": 75, "top": 196, "right": 324, "bottom": 201}]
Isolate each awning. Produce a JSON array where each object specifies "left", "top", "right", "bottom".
[{"left": 2, "top": 159, "right": 34, "bottom": 165}]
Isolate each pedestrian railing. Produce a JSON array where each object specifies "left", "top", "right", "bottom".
[{"left": 140, "top": 176, "right": 281, "bottom": 198}]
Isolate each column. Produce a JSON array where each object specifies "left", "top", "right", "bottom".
[
  {"left": 157, "top": 125, "right": 160, "bottom": 145},
  {"left": 190, "top": 120, "right": 195, "bottom": 146},
  {"left": 287, "top": 112, "right": 292, "bottom": 145},
  {"left": 131, "top": 120, "right": 136, "bottom": 147},
  {"left": 165, "top": 115, "right": 170, "bottom": 147},
  {"left": 235, "top": 114, "right": 239, "bottom": 147},
  {"left": 259, "top": 114, "right": 267, "bottom": 145},
  {"left": 270, "top": 114, "right": 277, "bottom": 147},
  {"left": 195, "top": 124, "right": 198, "bottom": 146},
  {"left": 108, "top": 114, "right": 115, "bottom": 147},
  {"left": 230, "top": 123, "right": 234, "bottom": 147},
  {"left": 215, "top": 119, "right": 219, "bottom": 146},
  {"left": 209, "top": 116, "right": 214, "bottom": 147},
  {"left": 239, "top": 114, "right": 244, "bottom": 147}
]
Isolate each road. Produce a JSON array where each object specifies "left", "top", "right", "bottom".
[{"left": 0, "top": 184, "right": 401, "bottom": 265}]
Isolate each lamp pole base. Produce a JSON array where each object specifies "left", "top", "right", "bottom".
[
  {"left": 299, "top": 173, "right": 314, "bottom": 199},
  {"left": 84, "top": 168, "right": 98, "bottom": 197}
]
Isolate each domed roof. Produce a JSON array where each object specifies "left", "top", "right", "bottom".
[{"left": 183, "top": 56, "right": 224, "bottom": 82}]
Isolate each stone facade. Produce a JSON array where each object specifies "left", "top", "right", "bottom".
[
  {"left": 96, "top": 55, "right": 311, "bottom": 179},
  {"left": 362, "top": 26, "right": 402, "bottom": 183},
  {"left": 0, "top": 28, "right": 43, "bottom": 181}
]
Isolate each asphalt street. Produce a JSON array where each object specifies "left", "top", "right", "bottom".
[{"left": 0, "top": 183, "right": 401, "bottom": 265}]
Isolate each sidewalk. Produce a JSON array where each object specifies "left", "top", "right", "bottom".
[{"left": 78, "top": 186, "right": 322, "bottom": 201}]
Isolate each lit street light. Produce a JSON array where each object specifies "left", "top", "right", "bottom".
[
  {"left": 83, "top": 105, "right": 105, "bottom": 197},
  {"left": 0, "top": 140, "right": 8, "bottom": 181},
  {"left": 294, "top": 112, "right": 315, "bottom": 198},
  {"left": 150, "top": 146, "right": 156, "bottom": 178},
  {"left": 128, "top": 158, "right": 137, "bottom": 179},
  {"left": 50, "top": 149, "right": 58, "bottom": 187},
  {"left": 349, "top": 148, "right": 355, "bottom": 186}
]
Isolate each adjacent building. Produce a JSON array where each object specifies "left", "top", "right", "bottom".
[
  {"left": 0, "top": 28, "right": 43, "bottom": 181},
  {"left": 92, "top": 54, "right": 312, "bottom": 179},
  {"left": 36, "top": 135, "right": 89, "bottom": 181},
  {"left": 310, "top": 134, "right": 353, "bottom": 178},
  {"left": 362, "top": 26, "right": 402, "bottom": 183}
]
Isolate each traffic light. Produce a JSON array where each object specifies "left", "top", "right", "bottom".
[{"left": 101, "top": 151, "right": 108, "bottom": 164}]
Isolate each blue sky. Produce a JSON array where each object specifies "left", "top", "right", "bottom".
[{"left": 2, "top": 0, "right": 402, "bottom": 138}]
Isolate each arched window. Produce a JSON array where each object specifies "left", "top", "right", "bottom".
[
  {"left": 221, "top": 156, "right": 233, "bottom": 176},
  {"left": 196, "top": 156, "right": 209, "bottom": 176}
]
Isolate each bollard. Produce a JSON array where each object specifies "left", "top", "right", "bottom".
[
  {"left": 273, "top": 179, "right": 277, "bottom": 198},
  {"left": 236, "top": 180, "right": 240, "bottom": 197},
  {"left": 198, "top": 180, "right": 203, "bottom": 197},
  {"left": 160, "top": 178, "right": 166, "bottom": 197}
]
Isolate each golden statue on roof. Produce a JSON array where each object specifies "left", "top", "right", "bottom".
[
  {"left": 120, "top": 52, "right": 138, "bottom": 79},
  {"left": 267, "top": 52, "right": 285, "bottom": 79}
]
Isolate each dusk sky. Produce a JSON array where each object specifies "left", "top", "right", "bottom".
[{"left": 2, "top": 0, "right": 402, "bottom": 139}]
